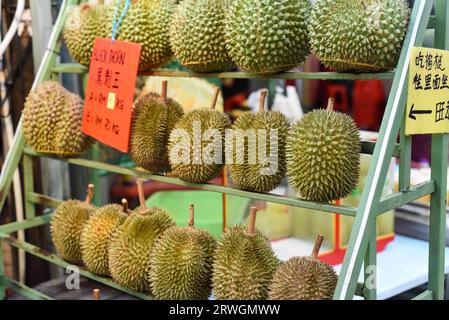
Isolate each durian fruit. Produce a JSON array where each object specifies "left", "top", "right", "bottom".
[
  {"left": 109, "top": 0, "right": 177, "bottom": 70},
  {"left": 80, "top": 199, "right": 129, "bottom": 276},
  {"left": 169, "top": 89, "right": 231, "bottom": 183},
  {"left": 108, "top": 179, "right": 174, "bottom": 292},
  {"left": 63, "top": 2, "right": 109, "bottom": 66},
  {"left": 269, "top": 235, "right": 338, "bottom": 300},
  {"left": 149, "top": 204, "right": 217, "bottom": 300},
  {"left": 212, "top": 207, "right": 279, "bottom": 300},
  {"left": 230, "top": 89, "right": 289, "bottom": 192},
  {"left": 225, "top": 0, "right": 311, "bottom": 74},
  {"left": 309, "top": 0, "right": 410, "bottom": 72},
  {"left": 170, "top": 0, "right": 234, "bottom": 72},
  {"left": 130, "top": 80, "right": 184, "bottom": 173},
  {"left": 287, "top": 99, "right": 361, "bottom": 202},
  {"left": 22, "top": 81, "right": 91, "bottom": 157},
  {"left": 50, "top": 184, "right": 96, "bottom": 264}
]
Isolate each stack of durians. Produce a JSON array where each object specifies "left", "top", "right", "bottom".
[
  {"left": 50, "top": 182, "right": 337, "bottom": 300},
  {"left": 64, "top": 0, "right": 410, "bottom": 73}
]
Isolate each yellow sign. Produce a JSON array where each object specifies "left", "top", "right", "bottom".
[{"left": 406, "top": 47, "right": 449, "bottom": 135}]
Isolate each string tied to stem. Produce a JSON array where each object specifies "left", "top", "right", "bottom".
[{"left": 111, "top": 0, "right": 131, "bottom": 43}]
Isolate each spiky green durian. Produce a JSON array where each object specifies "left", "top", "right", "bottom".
[
  {"left": 63, "top": 3, "right": 109, "bottom": 66},
  {"left": 130, "top": 82, "right": 184, "bottom": 173},
  {"left": 80, "top": 201, "right": 129, "bottom": 276},
  {"left": 170, "top": 0, "right": 234, "bottom": 72},
  {"left": 109, "top": 0, "right": 176, "bottom": 70},
  {"left": 230, "top": 90, "right": 289, "bottom": 192},
  {"left": 212, "top": 208, "right": 279, "bottom": 300},
  {"left": 22, "top": 81, "right": 91, "bottom": 157},
  {"left": 50, "top": 185, "right": 96, "bottom": 264},
  {"left": 225, "top": 0, "right": 310, "bottom": 74},
  {"left": 309, "top": 0, "right": 410, "bottom": 72},
  {"left": 286, "top": 100, "right": 361, "bottom": 202},
  {"left": 149, "top": 205, "right": 217, "bottom": 300},
  {"left": 108, "top": 180, "right": 174, "bottom": 292},
  {"left": 169, "top": 90, "right": 231, "bottom": 183},
  {"left": 269, "top": 236, "right": 337, "bottom": 300}
]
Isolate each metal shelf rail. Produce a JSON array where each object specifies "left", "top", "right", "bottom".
[{"left": 0, "top": 0, "right": 447, "bottom": 300}]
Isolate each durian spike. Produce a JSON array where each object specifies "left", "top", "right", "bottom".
[
  {"left": 92, "top": 288, "right": 100, "bottom": 300},
  {"left": 311, "top": 234, "right": 324, "bottom": 259},
  {"left": 188, "top": 204, "right": 195, "bottom": 228},
  {"left": 247, "top": 206, "right": 257, "bottom": 235},
  {"left": 160, "top": 80, "right": 168, "bottom": 104},
  {"left": 210, "top": 88, "right": 220, "bottom": 110},
  {"left": 258, "top": 89, "right": 268, "bottom": 113},
  {"left": 326, "top": 98, "right": 334, "bottom": 112},
  {"left": 121, "top": 198, "right": 129, "bottom": 214},
  {"left": 85, "top": 184, "right": 94, "bottom": 204},
  {"left": 136, "top": 178, "right": 148, "bottom": 211}
]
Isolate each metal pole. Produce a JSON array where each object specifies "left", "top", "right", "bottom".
[{"left": 428, "top": 0, "right": 449, "bottom": 300}]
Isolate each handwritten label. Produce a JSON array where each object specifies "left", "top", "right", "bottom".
[
  {"left": 406, "top": 47, "right": 449, "bottom": 135},
  {"left": 81, "top": 38, "right": 141, "bottom": 152}
]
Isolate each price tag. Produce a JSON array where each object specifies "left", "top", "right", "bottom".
[
  {"left": 406, "top": 47, "right": 449, "bottom": 135},
  {"left": 81, "top": 38, "right": 141, "bottom": 152}
]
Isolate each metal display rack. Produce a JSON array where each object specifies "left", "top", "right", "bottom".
[{"left": 0, "top": 0, "right": 447, "bottom": 300}]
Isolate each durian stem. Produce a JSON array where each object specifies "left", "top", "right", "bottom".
[
  {"left": 210, "top": 88, "right": 220, "bottom": 110},
  {"left": 161, "top": 80, "right": 168, "bottom": 104},
  {"left": 98, "top": 0, "right": 104, "bottom": 5},
  {"left": 121, "top": 199, "right": 129, "bottom": 214},
  {"left": 93, "top": 289, "right": 100, "bottom": 300},
  {"left": 189, "top": 204, "right": 194, "bottom": 228},
  {"left": 311, "top": 234, "right": 324, "bottom": 259},
  {"left": 326, "top": 98, "right": 334, "bottom": 112},
  {"left": 258, "top": 89, "right": 268, "bottom": 113},
  {"left": 136, "top": 179, "right": 148, "bottom": 210},
  {"left": 247, "top": 207, "right": 257, "bottom": 235},
  {"left": 85, "top": 184, "right": 94, "bottom": 204}
]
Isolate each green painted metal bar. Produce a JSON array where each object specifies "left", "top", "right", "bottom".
[
  {"left": 24, "top": 149, "right": 357, "bottom": 217},
  {"left": 334, "top": 0, "right": 434, "bottom": 300},
  {"left": 22, "top": 154, "right": 35, "bottom": 219},
  {"left": 412, "top": 290, "right": 434, "bottom": 300},
  {"left": 428, "top": 136, "right": 448, "bottom": 300},
  {"left": 0, "top": 277, "right": 53, "bottom": 300},
  {"left": 0, "top": 179, "right": 434, "bottom": 235},
  {"left": 399, "top": 113, "right": 412, "bottom": 191},
  {"left": 51, "top": 63, "right": 395, "bottom": 80},
  {"left": 51, "top": 62, "right": 87, "bottom": 74},
  {"left": 428, "top": 0, "right": 449, "bottom": 301},
  {"left": 0, "top": 239, "right": 5, "bottom": 300},
  {"left": 0, "top": 234, "right": 153, "bottom": 300},
  {"left": 363, "top": 226, "right": 377, "bottom": 300},
  {"left": 0, "top": 214, "right": 53, "bottom": 235},
  {"left": 428, "top": 15, "right": 436, "bottom": 29},
  {"left": 377, "top": 180, "right": 435, "bottom": 215},
  {"left": 27, "top": 192, "right": 61, "bottom": 208},
  {"left": 0, "top": 0, "right": 78, "bottom": 212},
  {"left": 362, "top": 140, "right": 400, "bottom": 158}
]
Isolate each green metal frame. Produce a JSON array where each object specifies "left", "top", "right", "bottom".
[{"left": 0, "top": 0, "right": 447, "bottom": 300}]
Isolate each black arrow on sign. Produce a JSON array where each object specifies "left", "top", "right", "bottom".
[{"left": 408, "top": 104, "right": 432, "bottom": 120}]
